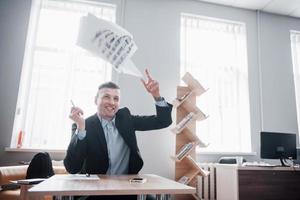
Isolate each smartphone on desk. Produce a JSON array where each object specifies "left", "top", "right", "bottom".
[{"left": 129, "top": 177, "right": 147, "bottom": 184}]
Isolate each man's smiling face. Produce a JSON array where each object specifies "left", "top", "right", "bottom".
[{"left": 95, "top": 88, "right": 120, "bottom": 120}]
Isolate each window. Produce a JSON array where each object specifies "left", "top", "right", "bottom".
[
  {"left": 291, "top": 31, "right": 300, "bottom": 142},
  {"left": 180, "top": 13, "right": 251, "bottom": 153},
  {"left": 11, "top": 0, "right": 116, "bottom": 150}
]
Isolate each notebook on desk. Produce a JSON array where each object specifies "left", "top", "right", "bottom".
[{"left": 11, "top": 178, "right": 46, "bottom": 185}]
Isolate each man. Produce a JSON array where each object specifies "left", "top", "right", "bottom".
[{"left": 64, "top": 69, "right": 172, "bottom": 200}]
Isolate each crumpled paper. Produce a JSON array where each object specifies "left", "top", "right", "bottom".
[{"left": 77, "top": 13, "right": 142, "bottom": 77}]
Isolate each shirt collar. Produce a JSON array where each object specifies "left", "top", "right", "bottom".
[{"left": 97, "top": 113, "right": 116, "bottom": 127}]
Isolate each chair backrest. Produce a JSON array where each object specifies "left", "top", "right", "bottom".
[{"left": 26, "top": 152, "right": 54, "bottom": 179}]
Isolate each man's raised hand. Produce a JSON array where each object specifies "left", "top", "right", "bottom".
[
  {"left": 69, "top": 106, "right": 85, "bottom": 131},
  {"left": 141, "top": 69, "right": 161, "bottom": 99}
]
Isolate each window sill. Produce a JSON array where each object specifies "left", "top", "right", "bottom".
[
  {"left": 5, "top": 147, "right": 66, "bottom": 153},
  {"left": 197, "top": 150, "right": 257, "bottom": 156}
]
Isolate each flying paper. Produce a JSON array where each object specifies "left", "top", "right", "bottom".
[{"left": 77, "top": 13, "right": 142, "bottom": 77}]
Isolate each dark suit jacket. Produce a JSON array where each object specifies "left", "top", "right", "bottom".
[{"left": 64, "top": 104, "right": 172, "bottom": 174}]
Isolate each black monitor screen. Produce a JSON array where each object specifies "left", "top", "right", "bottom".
[{"left": 260, "top": 131, "right": 297, "bottom": 160}]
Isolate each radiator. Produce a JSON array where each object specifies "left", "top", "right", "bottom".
[{"left": 197, "top": 163, "right": 217, "bottom": 200}]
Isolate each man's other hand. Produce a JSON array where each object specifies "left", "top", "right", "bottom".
[
  {"left": 141, "top": 69, "right": 161, "bottom": 99},
  {"left": 69, "top": 107, "right": 85, "bottom": 130}
]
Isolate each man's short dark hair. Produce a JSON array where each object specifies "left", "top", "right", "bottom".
[
  {"left": 98, "top": 82, "right": 120, "bottom": 90},
  {"left": 96, "top": 82, "right": 120, "bottom": 98}
]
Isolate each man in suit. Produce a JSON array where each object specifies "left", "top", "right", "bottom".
[{"left": 64, "top": 69, "right": 172, "bottom": 200}]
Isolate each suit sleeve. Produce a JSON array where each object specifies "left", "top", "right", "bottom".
[
  {"left": 63, "top": 123, "right": 87, "bottom": 174},
  {"left": 133, "top": 103, "right": 173, "bottom": 131}
]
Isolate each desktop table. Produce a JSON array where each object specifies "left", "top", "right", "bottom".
[
  {"left": 216, "top": 164, "right": 300, "bottom": 200},
  {"left": 28, "top": 174, "right": 196, "bottom": 200}
]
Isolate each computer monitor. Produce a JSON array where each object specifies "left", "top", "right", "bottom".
[{"left": 260, "top": 131, "right": 297, "bottom": 166}]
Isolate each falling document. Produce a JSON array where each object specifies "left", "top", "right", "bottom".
[{"left": 76, "top": 13, "right": 142, "bottom": 78}]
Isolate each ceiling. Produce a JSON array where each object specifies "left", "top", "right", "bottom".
[{"left": 197, "top": 0, "right": 300, "bottom": 18}]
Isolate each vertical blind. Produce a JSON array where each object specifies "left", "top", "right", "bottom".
[
  {"left": 180, "top": 14, "right": 252, "bottom": 153},
  {"left": 11, "top": 0, "right": 115, "bottom": 149}
]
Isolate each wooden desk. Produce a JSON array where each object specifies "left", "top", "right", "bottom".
[
  {"left": 28, "top": 174, "right": 196, "bottom": 200},
  {"left": 20, "top": 184, "right": 52, "bottom": 200},
  {"left": 238, "top": 166, "right": 300, "bottom": 200},
  {"left": 216, "top": 164, "right": 300, "bottom": 200}
]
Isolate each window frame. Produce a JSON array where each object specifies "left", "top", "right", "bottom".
[
  {"left": 180, "top": 13, "right": 252, "bottom": 154},
  {"left": 9, "top": 0, "right": 123, "bottom": 151}
]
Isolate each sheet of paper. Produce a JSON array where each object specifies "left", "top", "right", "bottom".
[{"left": 77, "top": 13, "right": 142, "bottom": 77}]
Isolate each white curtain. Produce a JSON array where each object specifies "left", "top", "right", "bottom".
[
  {"left": 291, "top": 31, "right": 300, "bottom": 142},
  {"left": 181, "top": 14, "right": 251, "bottom": 153},
  {"left": 11, "top": 0, "right": 115, "bottom": 149}
]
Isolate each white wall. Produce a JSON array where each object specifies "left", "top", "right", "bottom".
[
  {"left": 1, "top": 0, "right": 300, "bottom": 177},
  {"left": 259, "top": 12, "right": 300, "bottom": 133}
]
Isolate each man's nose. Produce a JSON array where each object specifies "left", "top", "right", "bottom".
[{"left": 108, "top": 97, "right": 115, "bottom": 104}]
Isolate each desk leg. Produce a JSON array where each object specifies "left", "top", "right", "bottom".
[{"left": 137, "top": 194, "right": 147, "bottom": 200}]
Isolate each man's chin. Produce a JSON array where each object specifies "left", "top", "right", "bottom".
[{"left": 105, "top": 113, "right": 116, "bottom": 118}]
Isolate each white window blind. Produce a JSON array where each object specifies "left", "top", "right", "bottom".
[
  {"left": 180, "top": 14, "right": 251, "bottom": 153},
  {"left": 291, "top": 31, "right": 300, "bottom": 143},
  {"left": 11, "top": 0, "right": 115, "bottom": 150}
]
